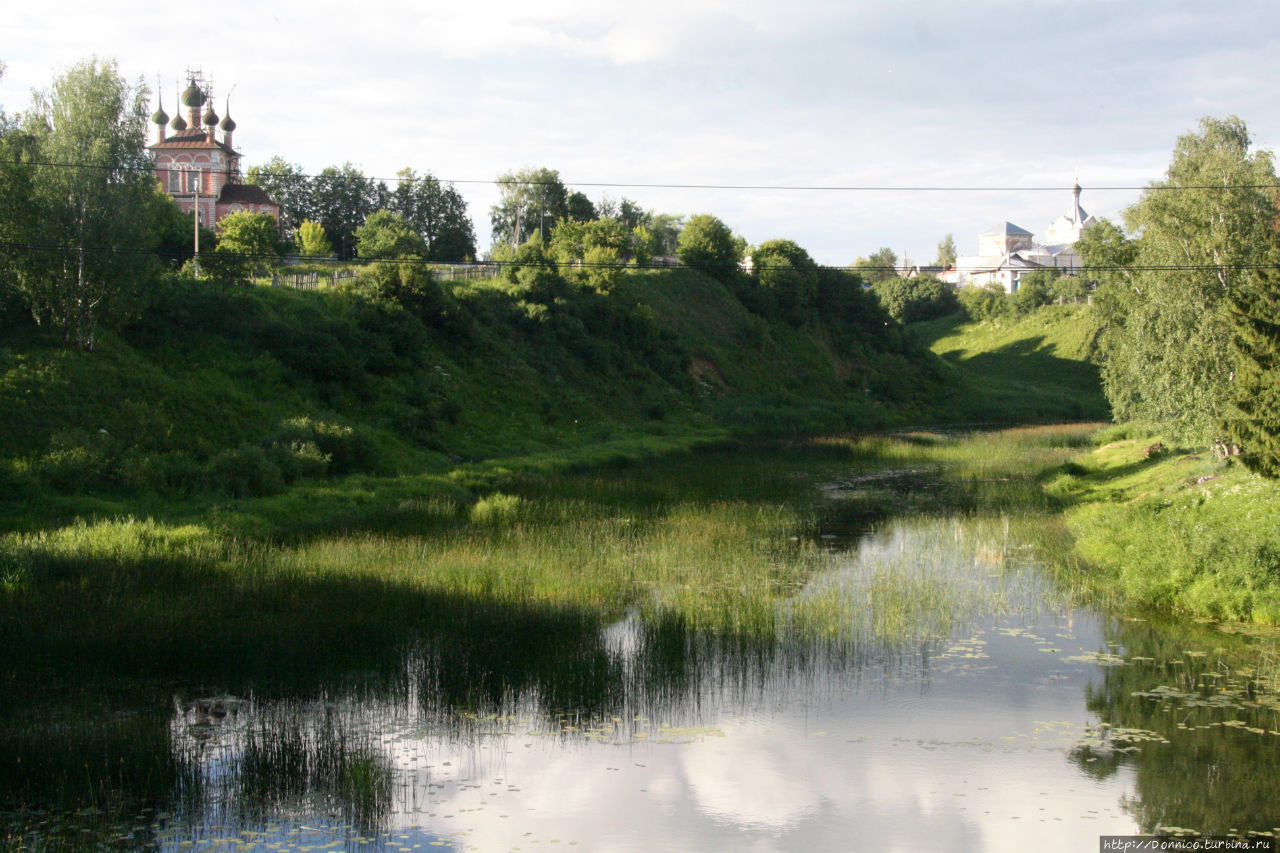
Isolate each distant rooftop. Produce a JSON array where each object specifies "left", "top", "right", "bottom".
[{"left": 981, "top": 221, "right": 1033, "bottom": 236}]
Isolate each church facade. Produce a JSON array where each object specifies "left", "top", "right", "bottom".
[{"left": 148, "top": 77, "right": 278, "bottom": 229}]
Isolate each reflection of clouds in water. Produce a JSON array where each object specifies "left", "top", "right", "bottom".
[
  {"left": 159, "top": 513, "right": 1146, "bottom": 851},
  {"left": 678, "top": 722, "right": 984, "bottom": 851},
  {"left": 681, "top": 730, "right": 821, "bottom": 828}
]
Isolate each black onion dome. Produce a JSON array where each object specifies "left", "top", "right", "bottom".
[
  {"left": 219, "top": 114, "right": 237, "bottom": 132},
  {"left": 170, "top": 114, "right": 188, "bottom": 131},
  {"left": 203, "top": 106, "right": 219, "bottom": 127}
]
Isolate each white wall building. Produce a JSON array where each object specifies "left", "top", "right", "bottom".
[{"left": 946, "top": 182, "right": 1095, "bottom": 293}]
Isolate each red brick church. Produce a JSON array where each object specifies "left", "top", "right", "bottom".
[{"left": 149, "top": 75, "right": 278, "bottom": 229}]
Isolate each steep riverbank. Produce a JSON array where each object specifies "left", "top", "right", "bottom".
[{"left": 0, "top": 265, "right": 954, "bottom": 533}]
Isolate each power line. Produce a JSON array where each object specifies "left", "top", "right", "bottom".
[
  {"left": 2, "top": 240, "right": 1279, "bottom": 274},
  {"left": 12, "top": 159, "right": 1280, "bottom": 194}
]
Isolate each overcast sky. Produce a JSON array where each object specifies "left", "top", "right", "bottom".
[{"left": 3, "top": 1, "right": 1279, "bottom": 265}]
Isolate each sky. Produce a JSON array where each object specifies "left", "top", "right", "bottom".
[{"left": 3, "top": 1, "right": 1279, "bottom": 266}]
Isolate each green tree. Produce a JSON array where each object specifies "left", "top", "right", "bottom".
[
  {"left": 20, "top": 57, "right": 161, "bottom": 350},
  {"left": 873, "top": 274, "right": 960, "bottom": 323},
  {"left": 296, "top": 220, "right": 333, "bottom": 257},
  {"left": 1102, "top": 116, "right": 1278, "bottom": 441},
  {"left": 246, "top": 156, "right": 312, "bottom": 235},
  {"left": 550, "top": 216, "right": 631, "bottom": 290},
  {"left": 648, "top": 213, "right": 684, "bottom": 257},
  {"left": 311, "top": 163, "right": 386, "bottom": 260},
  {"left": 1222, "top": 266, "right": 1280, "bottom": 476},
  {"left": 676, "top": 214, "right": 740, "bottom": 279},
  {"left": 935, "top": 234, "right": 957, "bottom": 268},
  {"left": 1011, "top": 269, "right": 1055, "bottom": 315},
  {"left": 215, "top": 211, "right": 281, "bottom": 280},
  {"left": 490, "top": 167, "right": 568, "bottom": 246},
  {"left": 631, "top": 225, "right": 655, "bottom": 268},
  {"left": 1075, "top": 217, "right": 1138, "bottom": 322},
  {"left": 566, "top": 191, "right": 596, "bottom": 222},
  {"left": 0, "top": 64, "right": 39, "bottom": 319},
  {"left": 356, "top": 210, "right": 427, "bottom": 259},
  {"left": 752, "top": 238, "right": 819, "bottom": 324},
  {"left": 852, "top": 247, "right": 899, "bottom": 282},
  {"left": 388, "top": 168, "right": 476, "bottom": 262},
  {"left": 596, "top": 196, "right": 649, "bottom": 233}
]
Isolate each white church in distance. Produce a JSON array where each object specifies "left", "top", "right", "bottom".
[{"left": 945, "top": 182, "right": 1096, "bottom": 293}]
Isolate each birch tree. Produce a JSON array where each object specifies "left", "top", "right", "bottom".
[
  {"left": 21, "top": 57, "right": 160, "bottom": 350},
  {"left": 1101, "top": 116, "right": 1278, "bottom": 441}
]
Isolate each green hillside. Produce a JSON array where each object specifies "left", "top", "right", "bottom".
[
  {"left": 0, "top": 265, "right": 950, "bottom": 532},
  {"left": 913, "top": 305, "right": 1110, "bottom": 423}
]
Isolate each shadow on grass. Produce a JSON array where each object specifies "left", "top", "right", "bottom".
[
  {"left": 0, "top": 547, "right": 627, "bottom": 817},
  {"left": 932, "top": 337, "right": 1108, "bottom": 423}
]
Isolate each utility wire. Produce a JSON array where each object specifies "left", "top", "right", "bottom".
[
  {"left": 2, "top": 240, "right": 1278, "bottom": 274},
  {"left": 11, "top": 159, "right": 1280, "bottom": 194}
]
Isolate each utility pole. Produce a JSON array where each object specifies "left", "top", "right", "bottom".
[{"left": 193, "top": 168, "right": 202, "bottom": 277}]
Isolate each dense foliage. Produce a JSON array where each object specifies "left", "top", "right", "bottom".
[
  {"left": 246, "top": 159, "right": 476, "bottom": 261},
  {"left": 871, "top": 273, "right": 959, "bottom": 323},
  {"left": 676, "top": 214, "right": 742, "bottom": 279},
  {"left": 1091, "top": 116, "right": 1278, "bottom": 444},
  {"left": 1223, "top": 266, "right": 1280, "bottom": 476}
]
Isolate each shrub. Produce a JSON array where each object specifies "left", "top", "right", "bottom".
[
  {"left": 753, "top": 239, "right": 819, "bottom": 325},
  {"left": 1012, "top": 273, "right": 1054, "bottom": 315},
  {"left": 272, "top": 417, "right": 379, "bottom": 475},
  {"left": 267, "top": 439, "right": 331, "bottom": 482},
  {"left": 872, "top": 274, "right": 960, "bottom": 323},
  {"left": 205, "top": 445, "right": 284, "bottom": 497},
  {"left": 957, "top": 283, "right": 1011, "bottom": 321},
  {"left": 118, "top": 450, "right": 204, "bottom": 496}
]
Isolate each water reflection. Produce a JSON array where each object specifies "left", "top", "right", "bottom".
[{"left": 4, "top": 440, "right": 1280, "bottom": 850}]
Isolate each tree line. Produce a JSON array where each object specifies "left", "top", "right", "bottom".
[{"left": 245, "top": 160, "right": 476, "bottom": 262}]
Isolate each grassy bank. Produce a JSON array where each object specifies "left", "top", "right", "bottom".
[
  {"left": 913, "top": 306, "right": 1280, "bottom": 624},
  {"left": 1040, "top": 428, "right": 1280, "bottom": 624}
]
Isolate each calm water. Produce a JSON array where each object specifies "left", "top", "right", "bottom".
[{"left": 4, "top": 445, "right": 1279, "bottom": 851}]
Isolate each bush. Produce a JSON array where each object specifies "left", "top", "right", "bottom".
[
  {"left": 872, "top": 274, "right": 960, "bottom": 323},
  {"left": 272, "top": 417, "right": 380, "bottom": 475},
  {"left": 267, "top": 439, "right": 331, "bottom": 482},
  {"left": 1012, "top": 273, "right": 1054, "bottom": 315},
  {"left": 118, "top": 450, "right": 204, "bottom": 496},
  {"left": 205, "top": 445, "right": 284, "bottom": 497},
  {"left": 957, "top": 283, "right": 1011, "bottom": 321},
  {"left": 753, "top": 239, "right": 819, "bottom": 325}
]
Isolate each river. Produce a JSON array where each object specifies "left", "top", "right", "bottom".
[{"left": 3, "top": 429, "right": 1278, "bottom": 851}]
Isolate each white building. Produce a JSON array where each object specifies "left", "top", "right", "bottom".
[{"left": 946, "top": 182, "right": 1095, "bottom": 293}]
